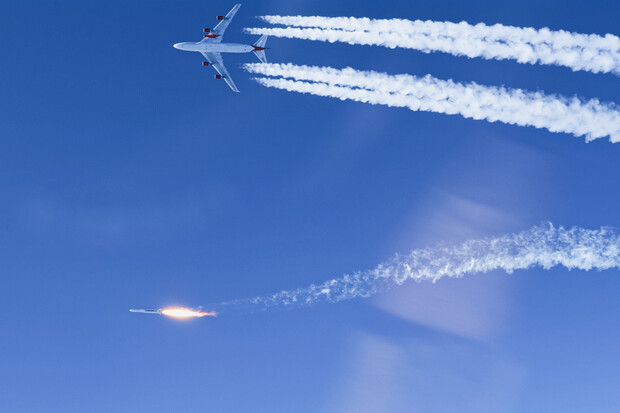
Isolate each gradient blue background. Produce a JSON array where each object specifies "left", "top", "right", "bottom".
[{"left": 1, "top": 1, "right": 619, "bottom": 412}]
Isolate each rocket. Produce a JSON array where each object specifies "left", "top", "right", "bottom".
[
  {"left": 129, "top": 307, "right": 216, "bottom": 319},
  {"left": 129, "top": 309, "right": 162, "bottom": 315}
]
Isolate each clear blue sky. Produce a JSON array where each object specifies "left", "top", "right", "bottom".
[{"left": 1, "top": 1, "right": 619, "bottom": 412}]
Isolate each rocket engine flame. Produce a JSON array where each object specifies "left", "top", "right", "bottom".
[{"left": 160, "top": 307, "right": 217, "bottom": 319}]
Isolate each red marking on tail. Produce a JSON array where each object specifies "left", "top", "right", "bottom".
[{"left": 253, "top": 46, "right": 266, "bottom": 51}]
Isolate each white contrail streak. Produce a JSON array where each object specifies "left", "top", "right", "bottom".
[
  {"left": 245, "top": 63, "right": 620, "bottom": 142},
  {"left": 246, "top": 16, "right": 620, "bottom": 75},
  {"left": 230, "top": 224, "right": 619, "bottom": 309}
]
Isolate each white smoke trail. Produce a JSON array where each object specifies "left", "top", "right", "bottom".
[
  {"left": 246, "top": 16, "right": 620, "bottom": 75},
  {"left": 244, "top": 63, "right": 620, "bottom": 142},
  {"left": 230, "top": 224, "right": 619, "bottom": 309}
]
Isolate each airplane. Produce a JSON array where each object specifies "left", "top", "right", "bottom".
[{"left": 173, "top": 4, "right": 268, "bottom": 92}]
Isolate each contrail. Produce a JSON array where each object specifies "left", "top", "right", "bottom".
[
  {"left": 244, "top": 63, "right": 620, "bottom": 142},
  {"left": 246, "top": 16, "right": 620, "bottom": 75},
  {"left": 225, "top": 224, "right": 619, "bottom": 310}
]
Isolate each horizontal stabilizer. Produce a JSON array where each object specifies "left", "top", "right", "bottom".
[
  {"left": 253, "top": 35, "right": 269, "bottom": 63},
  {"left": 253, "top": 34, "right": 268, "bottom": 48}
]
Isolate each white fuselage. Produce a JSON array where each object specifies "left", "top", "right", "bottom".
[{"left": 173, "top": 42, "right": 254, "bottom": 54}]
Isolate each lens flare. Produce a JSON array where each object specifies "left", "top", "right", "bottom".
[{"left": 161, "top": 307, "right": 217, "bottom": 319}]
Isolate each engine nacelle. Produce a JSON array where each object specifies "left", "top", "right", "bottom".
[
  {"left": 203, "top": 34, "right": 219, "bottom": 38},
  {"left": 214, "top": 74, "right": 223, "bottom": 79},
  {"left": 216, "top": 15, "right": 224, "bottom": 20},
  {"left": 203, "top": 28, "right": 211, "bottom": 33},
  {"left": 202, "top": 62, "right": 210, "bottom": 66}
]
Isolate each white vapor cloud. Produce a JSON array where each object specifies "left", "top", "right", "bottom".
[
  {"left": 246, "top": 16, "right": 620, "bottom": 75},
  {"left": 244, "top": 63, "right": 620, "bottom": 142},
  {"left": 231, "top": 223, "right": 619, "bottom": 309}
]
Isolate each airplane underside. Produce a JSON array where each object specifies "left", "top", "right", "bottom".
[{"left": 173, "top": 4, "right": 269, "bottom": 92}]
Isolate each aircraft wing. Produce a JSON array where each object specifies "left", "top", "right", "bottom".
[
  {"left": 202, "top": 52, "right": 239, "bottom": 92},
  {"left": 202, "top": 4, "right": 241, "bottom": 44}
]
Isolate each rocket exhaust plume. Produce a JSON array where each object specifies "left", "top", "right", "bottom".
[
  {"left": 161, "top": 307, "right": 216, "bottom": 319},
  {"left": 246, "top": 16, "right": 620, "bottom": 75},
  {"left": 129, "top": 307, "right": 216, "bottom": 319},
  {"left": 244, "top": 63, "right": 620, "bottom": 142},
  {"left": 221, "top": 223, "right": 620, "bottom": 310}
]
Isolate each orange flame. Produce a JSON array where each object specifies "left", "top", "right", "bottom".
[{"left": 161, "top": 307, "right": 217, "bottom": 319}]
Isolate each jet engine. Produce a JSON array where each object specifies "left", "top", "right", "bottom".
[
  {"left": 203, "top": 28, "right": 211, "bottom": 33},
  {"left": 202, "top": 62, "right": 210, "bottom": 66},
  {"left": 214, "top": 74, "right": 222, "bottom": 79},
  {"left": 216, "top": 15, "right": 224, "bottom": 20}
]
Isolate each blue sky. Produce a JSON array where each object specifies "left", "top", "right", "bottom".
[{"left": 1, "top": 0, "right": 619, "bottom": 412}]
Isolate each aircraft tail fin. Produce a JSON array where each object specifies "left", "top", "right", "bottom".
[{"left": 252, "top": 35, "right": 268, "bottom": 63}]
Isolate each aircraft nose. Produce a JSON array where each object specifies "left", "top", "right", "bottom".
[{"left": 173, "top": 43, "right": 183, "bottom": 50}]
